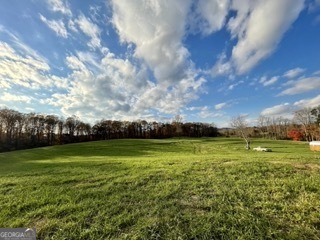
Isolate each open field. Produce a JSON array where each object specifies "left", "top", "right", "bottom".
[{"left": 1, "top": 138, "right": 320, "bottom": 239}]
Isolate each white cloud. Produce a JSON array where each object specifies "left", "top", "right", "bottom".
[
  {"left": 283, "top": 67, "right": 305, "bottom": 78},
  {"left": 68, "top": 19, "right": 78, "bottom": 32},
  {"left": 0, "top": 25, "right": 47, "bottom": 63},
  {"left": 193, "top": 106, "right": 223, "bottom": 119},
  {"left": 89, "top": 5, "right": 102, "bottom": 23},
  {"left": 260, "top": 76, "right": 279, "bottom": 87},
  {"left": 76, "top": 14, "right": 101, "bottom": 49},
  {"left": 111, "top": 0, "right": 192, "bottom": 83},
  {"left": 2, "top": 1, "right": 313, "bottom": 124},
  {"left": 44, "top": 44, "right": 207, "bottom": 122},
  {"left": 260, "top": 95, "right": 320, "bottom": 119},
  {"left": 226, "top": 0, "right": 304, "bottom": 74},
  {"left": 261, "top": 103, "right": 292, "bottom": 117},
  {"left": 2, "top": 3, "right": 209, "bottom": 123},
  {"left": 199, "top": 108, "right": 214, "bottom": 118},
  {"left": 0, "top": 92, "right": 32, "bottom": 103},
  {"left": 0, "top": 79, "right": 11, "bottom": 89},
  {"left": 280, "top": 76, "right": 320, "bottom": 95},
  {"left": 215, "top": 102, "right": 228, "bottom": 110},
  {"left": 43, "top": 51, "right": 151, "bottom": 121},
  {"left": 0, "top": 41, "right": 49, "bottom": 89},
  {"left": 227, "top": 80, "right": 244, "bottom": 90},
  {"left": 313, "top": 70, "right": 320, "bottom": 76},
  {"left": 191, "top": 0, "right": 230, "bottom": 35},
  {"left": 25, "top": 107, "right": 35, "bottom": 112},
  {"left": 39, "top": 14, "right": 68, "bottom": 38},
  {"left": 47, "top": 0, "right": 72, "bottom": 16},
  {"left": 211, "top": 52, "right": 232, "bottom": 76},
  {"left": 0, "top": 41, "right": 68, "bottom": 90},
  {"left": 294, "top": 95, "right": 320, "bottom": 109},
  {"left": 66, "top": 55, "right": 87, "bottom": 71},
  {"left": 109, "top": 0, "right": 206, "bottom": 116}
]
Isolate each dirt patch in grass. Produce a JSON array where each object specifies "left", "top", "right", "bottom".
[
  {"left": 292, "top": 163, "right": 320, "bottom": 171},
  {"left": 31, "top": 217, "right": 49, "bottom": 230},
  {"left": 270, "top": 161, "right": 320, "bottom": 171}
]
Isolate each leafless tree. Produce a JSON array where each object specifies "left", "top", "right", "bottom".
[
  {"left": 65, "top": 115, "right": 80, "bottom": 137},
  {"left": 172, "top": 114, "right": 183, "bottom": 138},
  {"left": 44, "top": 115, "right": 59, "bottom": 145},
  {"left": 230, "top": 115, "right": 251, "bottom": 150},
  {"left": 294, "top": 108, "right": 314, "bottom": 141},
  {"left": 0, "top": 109, "right": 23, "bottom": 147},
  {"left": 257, "top": 115, "right": 269, "bottom": 138}
]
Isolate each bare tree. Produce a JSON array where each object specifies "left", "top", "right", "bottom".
[
  {"left": 294, "top": 108, "right": 314, "bottom": 141},
  {"left": 65, "top": 115, "right": 80, "bottom": 137},
  {"left": 172, "top": 114, "right": 183, "bottom": 138},
  {"left": 44, "top": 115, "right": 59, "bottom": 145},
  {"left": 311, "top": 106, "right": 320, "bottom": 140},
  {"left": 231, "top": 115, "right": 251, "bottom": 150},
  {"left": 0, "top": 109, "right": 21, "bottom": 146},
  {"left": 57, "top": 118, "right": 64, "bottom": 144},
  {"left": 311, "top": 106, "right": 320, "bottom": 125},
  {"left": 257, "top": 115, "right": 269, "bottom": 138}
]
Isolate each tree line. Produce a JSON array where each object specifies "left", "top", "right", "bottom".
[
  {"left": 226, "top": 106, "right": 320, "bottom": 144},
  {"left": 0, "top": 108, "right": 218, "bottom": 152},
  {"left": 1, "top": 106, "right": 318, "bottom": 152}
]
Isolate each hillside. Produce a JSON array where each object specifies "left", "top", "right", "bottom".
[{"left": 1, "top": 138, "right": 320, "bottom": 239}]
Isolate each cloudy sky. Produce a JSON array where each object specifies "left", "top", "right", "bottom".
[{"left": 0, "top": 0, "right": 320, "bottom": 126}]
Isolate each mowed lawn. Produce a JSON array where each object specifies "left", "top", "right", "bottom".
[{"left": 1, "top": 138, "right": 320, "bottom": 239}]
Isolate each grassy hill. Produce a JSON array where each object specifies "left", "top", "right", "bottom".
[{"left": 1, "top": 138, "right": 320, "bottom": 239}]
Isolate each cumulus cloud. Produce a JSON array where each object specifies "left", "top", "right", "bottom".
[
  {"left": 280, "top": 76, "right": 320, "bottom": 95},
  {"left": 42, "top": 50, "right": 153, "bottom": 121},
  {"left": 0, "top": 40, "right": 68, "bottom": 90},
  {"left": 111, "top": 0, "right": 192, "bottom": 82},
  {"left": 283, "top": 67, "right": 305, "bottom": 78},
  {"left": 213, "top": 0, "right": 304, "bottom": 75},
  {"left": 39, "top": 14, "right": 68, "bottom": 38},
  {"left": 1, "top": 2, "right": 209, "bottom": 123},
  {"left": 108, "top": 0, "right": 206, "bottom": 117},
  {"left": 45, "top": 49, "right": 206, "bottom": 122},
  {"left": 191, "top": 0, "right": 230, "bottom": 35},
  {"left": 2, "top": 1, "right": 313, "bottom": 123}
]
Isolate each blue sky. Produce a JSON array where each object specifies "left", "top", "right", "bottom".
[{"left": 0, "top": 0, "right": 320, "bottom": 127}]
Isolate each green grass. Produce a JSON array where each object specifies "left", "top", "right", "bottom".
[{"left": 1, "top": 138, "right": 320, "bottom": 239}]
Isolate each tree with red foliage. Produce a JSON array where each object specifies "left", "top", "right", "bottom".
[{"left": 288, "top": 129, "right": 303, "bottom": 141}]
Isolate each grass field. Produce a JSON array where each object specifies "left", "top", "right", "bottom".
[{"left": 1, "top": 138, "right": 320, "bottom": 239}]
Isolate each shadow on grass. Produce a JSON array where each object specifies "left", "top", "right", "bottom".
[
  {"left": 0, "top": 139, "right": 192, "bottom": 174},
  {"left": 0, "top": 139, "right": 179, "bottom": 161}
]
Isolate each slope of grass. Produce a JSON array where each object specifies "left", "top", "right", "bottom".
[{"left": 1, "top": 138, "right": 320, "bottom": 239}]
